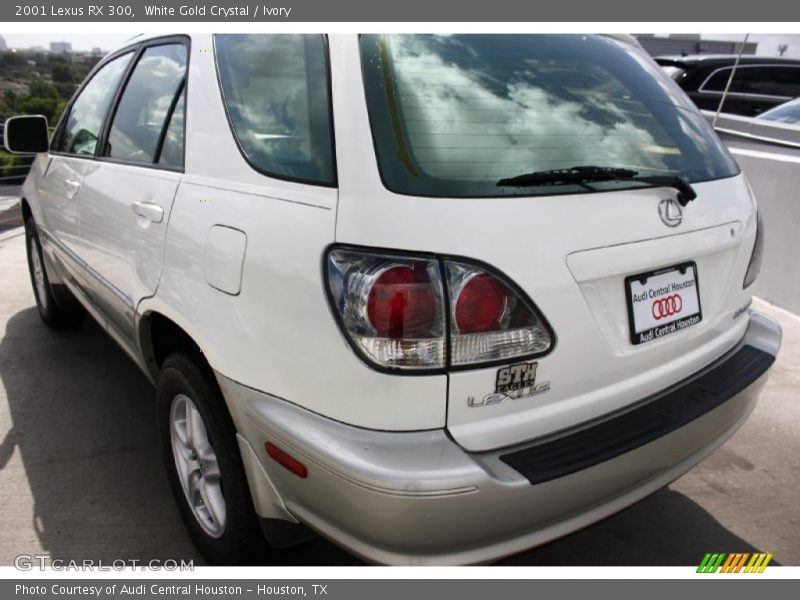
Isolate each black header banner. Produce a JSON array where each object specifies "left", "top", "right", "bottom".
[
  {"left": 3, "top": 579, "right": 798, "bottom": 600},
  {"left": 1, "top": 0, "right": 799, "bottom": 21}
]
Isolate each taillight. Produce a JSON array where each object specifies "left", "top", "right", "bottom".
[
  {"left": 325, "top": 247, "right": 553, "bottom": 372},
  {"left": 326, "top": 249, "right": 446, "bottom": 370},
  {"left": 367, "top": 265, "right": 438, "bottom": 338},
  {"left": 743, "top": 212, "right": 764, "bottom": 289},
  {"left": 454, "top": 272, "right": 507, "bottom": 334},
  {"left": 446, "top": 261, "right": 552, "bottom": 367}
]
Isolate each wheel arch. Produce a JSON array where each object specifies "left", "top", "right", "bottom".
[{"left": 139, "top": 311, "right": 216, "bottom": 384}]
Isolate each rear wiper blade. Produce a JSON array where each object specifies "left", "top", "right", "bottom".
[{"left": 497, "top": 165, "right": 697, "bottom": 206}]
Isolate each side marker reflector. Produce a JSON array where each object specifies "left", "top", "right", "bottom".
[{"left": 265, "top": 442, "right": 308, "bottom": 479}]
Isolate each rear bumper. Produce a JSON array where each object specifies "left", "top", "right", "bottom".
[{"left": 220, "top": 311, "right": 781, "bottom": 565}]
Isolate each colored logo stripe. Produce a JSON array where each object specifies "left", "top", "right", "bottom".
[
  {"left": 697, "top": 552, "right": 773, "bottom": 573},
  {"left": 745, "top": 553, "right": 773, "bottom": 573},
  {"left": 697, "top": 553, "right": 726, "bottom": 573}
]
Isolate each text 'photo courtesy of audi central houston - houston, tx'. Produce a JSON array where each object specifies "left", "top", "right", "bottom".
[{"left": 4, "top": 33, "right": 780, "bottom": 565}]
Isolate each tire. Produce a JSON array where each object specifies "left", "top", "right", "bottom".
[
  {"left": 24, "top": 218, "right": 85, "bottom": 328},
  {"left": 157, "top": 353, "right": 263, "bottom": 565}
]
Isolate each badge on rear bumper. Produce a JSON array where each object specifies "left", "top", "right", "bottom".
[{"left": 467, "top": 361, "right": 550, "bottom": 407}]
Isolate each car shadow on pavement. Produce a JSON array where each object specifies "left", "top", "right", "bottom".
[
  {"left": 0, "top": 306, "right": 359, "bottom": 566},
  {"left": 502, "top": 486, "right": 781, "bottom": 566},
  {"left": 0, "top": 306, "right": 777, "bottom": 567}
]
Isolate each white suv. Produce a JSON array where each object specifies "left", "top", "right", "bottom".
[{"left": 6, "top": 33, "right": 781, "bottom": 565}]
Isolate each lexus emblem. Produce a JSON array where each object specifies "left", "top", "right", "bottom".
[{"left": 658, "top": 198, "right": 683, "bottom": 227}]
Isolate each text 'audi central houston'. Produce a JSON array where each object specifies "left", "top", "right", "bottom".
[{"left": 7, "top": 33, "right": 780, "bottom": 564}]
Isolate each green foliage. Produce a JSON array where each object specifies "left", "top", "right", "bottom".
[
  {"left": 0, "top": 49, "right": 102, "bottom": 123},
  {"left": 27, "top": 79, "right": 60, "bottom": 100},
  {"left": 0, "top": 49, "right": 105, "bottom": 183},
  {"left": 51, "top": 62, "right": 74, "bottom": 83},
  {"left": 17, "top": 96, "right": 59, "bottom": 120}
]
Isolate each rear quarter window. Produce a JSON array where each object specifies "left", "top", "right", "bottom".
[{"left": 214, "top": 34, "right": 335, "bottom": 185}]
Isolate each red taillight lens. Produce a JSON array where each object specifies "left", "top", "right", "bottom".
[
  {"left": 455, "top": 273, "right": 507, "bottom": 334},
  {"left": 447, "top": 261, "right": 552, "bottom": 367},
  {"left": 327, "top": 249, "right": 446, "bottom": 370},
  {"left": 367, "top": 265, "right": 437, "bottom": 338},
  {"left": 326, "top": 248, "right": 553, "bottom": 371}
]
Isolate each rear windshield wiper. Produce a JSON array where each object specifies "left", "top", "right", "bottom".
[{"left": 497, "top": 165, "right": 697, "bottom": 206}]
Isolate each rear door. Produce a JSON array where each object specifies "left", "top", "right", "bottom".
[{"left": 76, "top": 39, "right": 187, "bottom": 346}]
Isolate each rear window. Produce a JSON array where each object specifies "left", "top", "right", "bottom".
[
  {"left": 361, "top": 35, "right": 740, "bottom": 198},
  {"left": 214, "top": 34, "right": 335, "bottom": 185}
]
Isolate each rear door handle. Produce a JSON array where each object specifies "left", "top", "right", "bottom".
[
  {"left": 131, "top": 201, "right": 164, "bottom": 224},
  {"left": 65, "top": 179, "right": 81, "bottom": 199}
]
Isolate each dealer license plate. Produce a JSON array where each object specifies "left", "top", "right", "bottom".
[{"left": 625, "top": 262, "right": 702, "bottom": 345}]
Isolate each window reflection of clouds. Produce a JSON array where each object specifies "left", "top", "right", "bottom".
[
  {"left": 363, "top": 34, "right": 740, "bottom": 197},
  {"left": 62, "top": 53, "right": 133, "bottom": 154},
  {"left": 108, "top": 45, "right": 186, "bottom": 162},
  {"left": 216, "top": 34, "right": 334, "bottom": 183},
  {"left": 390, "top": 35, "right": 672, "bottom": 181}
]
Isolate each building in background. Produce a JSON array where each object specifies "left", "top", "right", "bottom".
[
  {"left": 49, "top": 41, "right": 72, "bottom": 53},
  {"left": 0, "top": 36, "right": 7, "bottom": 51},
  {"left": 636, "top": 34, "right": 757, "bottom": 57}
]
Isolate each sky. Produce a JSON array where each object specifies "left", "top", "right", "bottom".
[
  {"left": 0, "top": 33, "right": 799, "bottom": 57},
  {"left": 0, "top": 34, "right": 131, "bottom": 53},
  {"left": 695, "top": 34, "right": 800, "bottom": 58}
]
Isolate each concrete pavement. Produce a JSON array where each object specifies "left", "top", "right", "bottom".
[
  {"left": 1, "top": 226, "right": 798, "bottom": 566},
  {"left": 0, "top": 197, "right": 21, "bottom": 232}
]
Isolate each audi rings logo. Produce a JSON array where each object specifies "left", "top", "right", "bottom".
[{"left": 652, "top": 294, "right": 683, "bottom": 320}]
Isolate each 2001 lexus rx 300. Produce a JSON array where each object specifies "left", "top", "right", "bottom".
[{"left": 6, "top": 33, "right": 781, "bottom": 565}]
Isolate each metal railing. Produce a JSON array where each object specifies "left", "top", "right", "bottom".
[{"left": 704, "top": 110, "right": 800, "bottom": 316}]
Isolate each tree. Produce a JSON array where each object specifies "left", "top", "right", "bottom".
[
  {"left": 16, "top": 96, "right": 58, "bottom": 120},
  {"left": 27, "top": 79, "right": 59, "bottom": 100},
  {"left": 15, "top": 81, "right": 60, "bottom": 120},
  {"left": 51, "top": 62, "right": 74, "bottom": 83}
]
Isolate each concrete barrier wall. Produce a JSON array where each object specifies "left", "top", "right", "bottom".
[{"left": 704, "top": 111, "right": 800, "bottom": 315}]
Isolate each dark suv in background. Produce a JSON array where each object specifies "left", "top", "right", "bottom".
[{"left": 656, "top": 54, "right": 800, "bottom": 116}]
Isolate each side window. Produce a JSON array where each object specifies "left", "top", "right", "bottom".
[
  {"left": 56, "top": 52, "right": 134, "bottom": 155},
  {"left": 704, "top": 66, "right": 800, "bottom": 97},
  {"left": 738, "top": 67, "right": 800, "bottom": 97},
  {"left": 703, "top": 68, "right": 734, "bottom": 92},
  {"left": 158, "top": 87, "right": 185, "bottom": 168},
  {"left": 106, "top": 43, "right": 187, "bottom": 164},
  {"left": 214, "top": 34, "right": 335, "bottom": 184}
]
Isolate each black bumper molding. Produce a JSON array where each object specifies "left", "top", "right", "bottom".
[{"left": 500, "top": 343, "right": 775, "bottom": 485}]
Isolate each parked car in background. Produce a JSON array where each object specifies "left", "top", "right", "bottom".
[
  {"left": 656, "top": 54, "right": 800, "bottom": 116},
  {"left": 757, "top": 97, "right": 800, "bottom": 124},
  {"left": 5, "top": 33, "right": 781, "bottom": 565}
]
